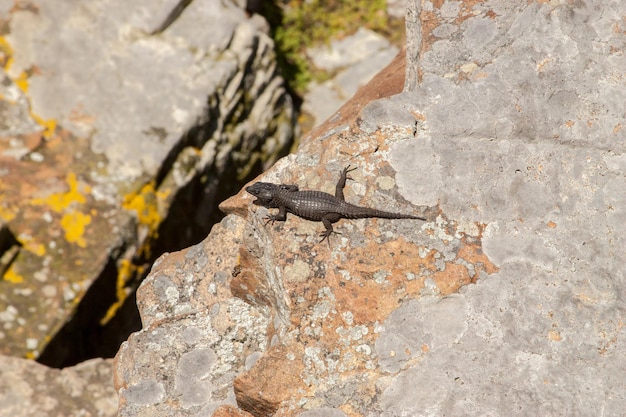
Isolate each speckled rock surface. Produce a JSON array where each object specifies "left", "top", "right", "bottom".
[
  {"left": 0, "top": 355, "right": 117, "bottom": 417},
  {"left": 115, "top": 216, "right": 269, "bottom": 416},
  {"left": 116, "top": 0, "right": 625, "bottom": 416},
  {"left": 0, "top": 0, "right": 294, "bottom": 364}
]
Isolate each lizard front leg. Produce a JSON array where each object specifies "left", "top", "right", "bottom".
[{"left": 265, "top": 205, "right": 287, "bottom": 225}]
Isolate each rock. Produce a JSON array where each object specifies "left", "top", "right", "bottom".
[
  {"left": 0, "top": 0, "right": 295, "bottom": 366},
  {"left": 116, "top": 0, "right": 625, "bottom": 416},
  {"left": 0, "top": 355, "right": 117, "bottom": 417},
  {"left": 303, "top": 28, "right": 399, "bottom": 127},
  {"left": 115, "top": 216, "right": 269, "bottom": 416},
  {"left": 386, "top": 0, "right": 408, "bottom": 19}
]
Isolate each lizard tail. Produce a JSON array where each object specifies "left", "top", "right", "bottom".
[{"left": 345, "top": 207, "right": 427, "bottom": 221}]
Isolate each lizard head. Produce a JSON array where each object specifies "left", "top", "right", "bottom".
[{"left": 245, "top": 182, "right": 278, "bottom": 207}]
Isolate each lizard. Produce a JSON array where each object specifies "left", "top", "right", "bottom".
[{"left": 245, "top": 166, "right": 427, "bottom": 243}]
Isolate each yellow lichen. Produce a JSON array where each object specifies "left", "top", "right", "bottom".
[
  {"left": 32, "top": 172, "right": 90, "bottom": 212},
  {"left": 0, "top": 36, "right": 13, "bottom": 70},
  {"left": 0, "top": 203, "right": 17, "bottom": 222},
  {"left": 3, "top": 265, "right": 24, "bottom": 283},
  {"left": 15, "top": 235, "right": 46, "bottom": 256},
  {"left": 122, "top": 182, "right": 169, "bottom": 230},
  {"left": 14, "top": 71, "right": 28, "bottom": 93},
  {"left": 31, "top": 113, "right": 57, "bottom": 139},
  {"left": 60, "top": 211, "right": 92, "bottom": 248},
  {"left": 100, "top": 259, "right": 144, "bottom": 325}
]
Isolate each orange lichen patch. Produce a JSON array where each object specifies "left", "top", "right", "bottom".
[
  {"left": 31, "top": 172, "right": 91, "bottom": 212},
  {"left": 455, "top": 0, "right": 489, "bottom": 25},
  {"left": 60, "top": 210, "right": 92, "bottom": 248},
  {"left": 420, "top": 9, "right": 441, "bottom": 51},
  {"left": 456, "top": 234, "right": 500, "bottom": 275},
  {"left": 211, "top": 405, "right": 255, "bottom": 417},
  {"left": 411, "top": 111, "right": 427, "bottom": 122},
  {"left": 234, "top": 344, "right": 305, "bottom": 417},
  {"left": 433, "top": 263, "right": 473, "bottom": 295},
  {"left": 320, "top": 239, "right": 430, "bottom": 324},
  {"left": 547, "top": 221, "right": 557, "bottom": 228},
  {"left": 549, "top": 330, "right": 562, "bottom": 341},
  {"left": 614, "top": 123, "right": 622, "bottom": 134},
  {"left": 231, "top": 248, "right": 275, "bottom": 308}
]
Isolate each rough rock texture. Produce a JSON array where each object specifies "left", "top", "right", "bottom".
[
  {"left": 115, "top": 0, "right": 626, "bottom": 416},
  {"left": 303, "top": 28, "right": 399, "bottom": 128},
  {"left": 115, "top": 216, "right": 269, "bottom": 416},
  {"left": 0, "top": 0, "right": 294, "bottom": 365},
  {"left": 0, "top": 355, "right": 117, "bottom": 417}
]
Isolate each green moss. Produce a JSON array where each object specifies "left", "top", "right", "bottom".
[{"left": 265, "top": 0, "right": 391, "bottom": 95}]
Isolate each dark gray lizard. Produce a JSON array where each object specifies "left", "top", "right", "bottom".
[{"left": 245, "top": 166, "right": 426, "bottom": 243}]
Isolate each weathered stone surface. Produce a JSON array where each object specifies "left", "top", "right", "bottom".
[
  {"left": 116, "top": 0, "right": 625, "bottom": 416},
  {"left": 0, "top": 355, "right": 117, "bottom": 417},
  {"left": 0, "top": 0, "right": 294, "bottom": 365},
  {"left": 304, "top": 28, "right": 399, "bottom": 128},
  {"left": 115, "top": 216, "right": 269, "bottom": 416}
]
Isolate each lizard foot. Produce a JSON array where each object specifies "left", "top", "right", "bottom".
[{"left": 319, "top": 230, "right": 341, "bottom": 246}]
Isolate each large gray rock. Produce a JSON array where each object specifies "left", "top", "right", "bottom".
[
  {"left": 304, "top": 28, "right": 399, "bottom": 127},
  {"left": 0, "top": 355, "right": 117, "bottom": 417},
  {"left": 116, "top": 0, "right": 625, "bottom": 416},
  {"left": 0, "top": 0, "right": 294, "bottom": 366}
]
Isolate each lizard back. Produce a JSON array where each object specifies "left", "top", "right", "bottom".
[{"left": 274, "top": 188, "right": 422, "bottom": 221}]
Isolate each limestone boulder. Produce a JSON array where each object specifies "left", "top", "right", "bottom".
[
  {"left": 115, "top": 0, "right": 625, "bottom": 415},
  {"left": 0, "top": 0, "right": 295, "bottom": 366}
]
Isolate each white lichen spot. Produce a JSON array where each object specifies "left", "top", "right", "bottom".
[
  {"left": 376, "top": 175, "right": 396, "bottom": 190},
  {"left": 165, "top": 286, "right": 180, "bottom": 305},
  {"left": 34, "top": 269, "right": 48, "bottom": 282},
  {"left": 351, "top": 325, "right": 369, "bottom": 341},
  {"left": 26, "top": 338, "right": 38, "bottom": 349},
  {"left": 342, "top": 311, "right": 354, "bottom": 325},
  {"left": 456, "top": 219, "right": 480, "bottom": 237},
  {"left": 373, "top": 270, "right": 390, "bottom": 284},
  {"left": 174, "top": 303, "right": 193, "bottom": 315},
  {"left": 484, "top": 221, "right": 499, "bottom": 238},
  {"left": 42, "top": 285, "right": 57, "bottom": 297},
  {"left": 0, "top": 305, "right": 18, "bottom": 322},
  {"left": 284, "top": 259, "right": 312, "bottom": 283},
  {"left": 63, "top": 285, "right": 76, "bottom": 301},
  {"left": 355, "top": 344, "right": 372, "bottom": 356}
]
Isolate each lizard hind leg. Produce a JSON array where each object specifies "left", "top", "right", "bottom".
[{"left": 319, "top": 215, "right": 342, "bottom": 245}]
